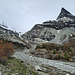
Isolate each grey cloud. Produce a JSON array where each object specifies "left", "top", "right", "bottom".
[{"left": 0, "top": 0, "right": 75, "bottom": 33}]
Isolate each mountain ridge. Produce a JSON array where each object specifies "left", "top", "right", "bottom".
[
  {"left": 21, "top": 7, "right": 75, "bottom": 45},
  {"left": 0, "top": 25, "right": 30, "bottom": 48},
  {"left": 57, "top": 7, "right": 74, "bottom": 19}
]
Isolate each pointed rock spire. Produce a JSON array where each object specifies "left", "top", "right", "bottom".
[
  {"left": 57, "top": 7, "right": 74, "bottom": 20},
  {"left": 60, "top": 7, "right": 71, "bottom": 15}
]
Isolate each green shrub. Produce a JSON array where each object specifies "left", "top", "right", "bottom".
[
  {"left": 58, "top": 54, "right": 61, "bottom": 59},
  {"left": 64, "top": 52, "right": 69, "bottom": 60},
  {"left": 53, "top": 50, "right": 56, "bottom": 54},
  {"left": 42, "top": 44, "right": 46, "bottom": 48},
  {"left": 46, "top": 47, "right": 49, "bottom": 50}
]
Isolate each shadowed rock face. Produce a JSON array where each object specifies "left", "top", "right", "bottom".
[
  {"left": 21, "top": 7, "right": 75, "bottom": 44},
  {"left": 57, "top": 7, "right": 75, "bottom": 20}
]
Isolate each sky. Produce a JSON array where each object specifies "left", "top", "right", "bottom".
[{"left": 0, "top": 0, "right": 75, "bottom": 34}]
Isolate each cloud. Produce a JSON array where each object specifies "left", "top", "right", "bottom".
[{"left": 0, "top": 0, "right": 75, "bottom": 33}]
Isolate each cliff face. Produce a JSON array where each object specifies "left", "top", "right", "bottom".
[
  {"left": 0, "top": 26, "right": 19, "bottom": 40},
  {"left": 21, "top": 7, "right": 75, "bottom": 44},
  {"left": 0, "top": 25, "right": 30, "bottom": 48}
]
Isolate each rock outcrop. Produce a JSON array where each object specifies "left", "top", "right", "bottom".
[
  {"left": 0, "top": 25, "right": 30, "bottom": 48},
  {"left": 21, "top": 7, "right": 75, "bottom": 44}
]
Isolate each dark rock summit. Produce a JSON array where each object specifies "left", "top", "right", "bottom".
[
  {"left": 21, "top": 7, "right": 75, "bottom": 44},
  {"left": 57, "top": 7, "right": 75, "bottom": 19},
  {"left": 42, "top": 7, "right": 75, "bottom": 30}
]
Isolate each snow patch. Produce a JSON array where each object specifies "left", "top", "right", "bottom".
[{"left": 57, "top": 17, "right": 73, "bottom": 22}]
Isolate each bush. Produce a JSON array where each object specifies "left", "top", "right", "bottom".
[
  {"left": 53, "top": 49, "right": 56, "bottom": 54},
  {"left": 0, "top": 40, "right": 14, "bottom": 64},
  {"left": 64, "top": 52, "right": 69, "bottom": 60},
  {"left": 42, "top": 44, "right": 46, "bottom": 48},
  {"left": 46, "top": 47, "right": 49, "bottom": 50},
  {"left": 58, "top": 54, "right": 61, "bottom": 59}
]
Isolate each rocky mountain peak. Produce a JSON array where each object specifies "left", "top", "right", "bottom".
[
  {"left": 21, "top": 7, "right": 75, "bottom": 45},
  {"left": 57, "top": 7, "right": 75, "bottom": 20}
]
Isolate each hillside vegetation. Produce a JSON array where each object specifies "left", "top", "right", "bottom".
[
  {"left": 0, "top": 39, "right": 14, "bottom": 64},
  {"left": 31, "top": 43, "right": 75, "bottom": 62}
]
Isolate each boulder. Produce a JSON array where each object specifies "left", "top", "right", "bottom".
[{"left": 34, "top": 66, "right": 41, "bottom": 71}]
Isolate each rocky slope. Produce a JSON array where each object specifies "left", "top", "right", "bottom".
[
  {"left": 21, "top": 7, "right": 75, "bottom": 44},
  {"left": 13, "top": 49, "right": 75, "bottom": 74},
  {"left": 0, "top": 25, "right": 19, "bottom": 40},
  {"left": 0, "top": 58, "right": 39, "bottom": 75},
  {"left": 0, "top": 25, "right": 30, "bottom": 48}
]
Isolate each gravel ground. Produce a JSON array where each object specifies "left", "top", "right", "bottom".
[{"left": 12, "top": 48, "right": 75, "bottom": 74}]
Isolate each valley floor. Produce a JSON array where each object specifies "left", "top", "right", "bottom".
[{"left": 13, "top": 49, "right": 75, "bottom": 75}]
